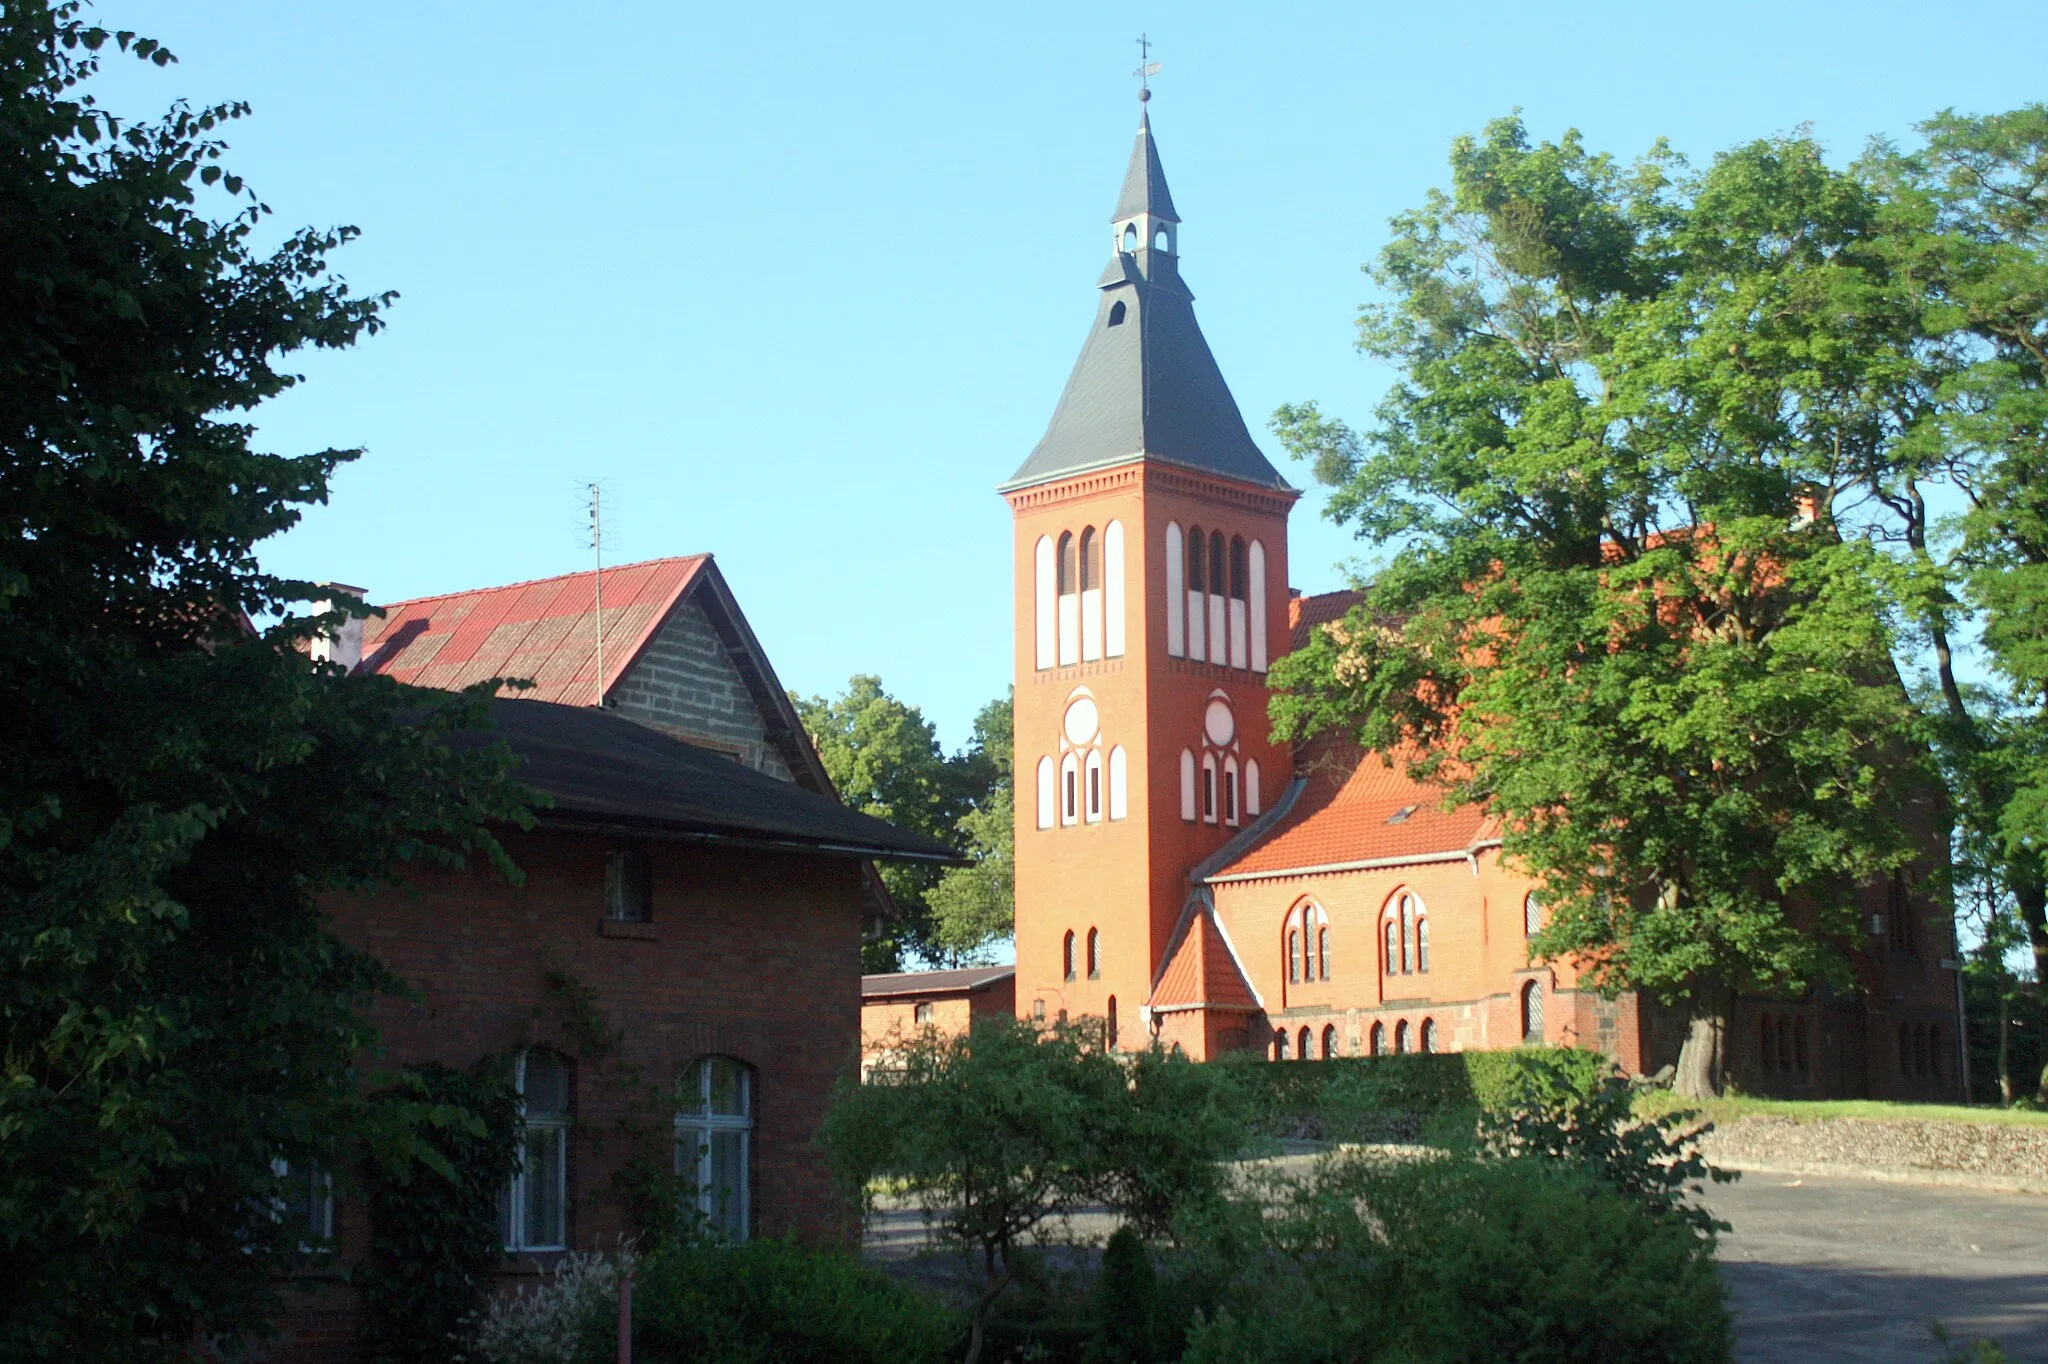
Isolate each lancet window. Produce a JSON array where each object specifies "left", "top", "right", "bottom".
[{"left": 1032, "top": 521, "right": 1125, "bottom": 670}]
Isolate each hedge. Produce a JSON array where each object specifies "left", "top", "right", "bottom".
[{"left": 1225, "top": 1046, "right": 1614, "bottom": 1141}]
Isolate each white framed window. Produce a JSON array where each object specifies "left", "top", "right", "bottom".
[
  {"left": 1201, "top": 754, "right": 1218, "bottom": 824},
  {"left": 677, "top": 1056, "right": 753, "bottom": 1243},
  {"left": 604, "top": 847, "right": 652, "bottom": 923},
  {"left": 1108, "top": 745, "right": 1128, "bottom": 820},
  {"left": 1105, "top": 519, "right": 1126, "bottom": 657},
  {"left": 271, "top": 1158, "right": 334, "bottom": 1244},
  {"left": 1223, "top": 757, "right": 1239, "bottom": 825},
  {"left": 1085, "top": 749, "right": 1104, "bottom": 822},
  {"left": 1179, "top": 749, "right": 1196, "bottom": 822},
  {"left": 1033, "top": 536, "right": 1056, "bottom": 670},
  {"left": 1036, "top": 756, "right": 1055, "bottom": 830},
  {"left": 500, "top": 1049, "right": 570, "bottom": 1252},
  {"left": 1164, "top": 522, "right": 1185, "bottom": 657},
  {"left": 1060, "top": 752, "right": 1080, "bottom": 826}
]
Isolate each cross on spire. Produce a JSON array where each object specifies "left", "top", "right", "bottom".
[{"left": 1132, "top": 34, "right": 1160, "bottom": 101}]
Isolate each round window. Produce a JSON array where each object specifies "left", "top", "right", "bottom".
[
  {"left": 1063, "top": 697, "right": 1100, "bottom": 746},
  {"left": 1204, "top": 699, "right": 1234, "bottom": 747}
]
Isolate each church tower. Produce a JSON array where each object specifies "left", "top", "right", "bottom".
[{"left": 1004, "top": 98, "right": 1297, "bottom": 1056}]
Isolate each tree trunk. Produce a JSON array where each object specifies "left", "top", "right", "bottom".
[
  {"left": 1673, "top": 991, "right": 1733, "bottom": 1099},
  {"left": 1998, "top": 989, "right": 2014, "bottom": 1108}
]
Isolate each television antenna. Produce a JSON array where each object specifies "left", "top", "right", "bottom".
[{"left": 587, "top": 481, "right": 606, "bottom": 708}]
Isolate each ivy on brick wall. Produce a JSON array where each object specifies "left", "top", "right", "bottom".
[{"left": 356, "top": 1063, "right": 523, "bottom": 1364}]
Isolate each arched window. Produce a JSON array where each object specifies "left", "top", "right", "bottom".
[
  {"left": 1060, "top": 753, "right": 1079, "bottom": 826},
  {"left": 1107, "top": 996, "right": 1118, "bottom": 1050},
  {"left": 1164, "top": 522, "right": 1185, "bottom": 657},
  {"left": 677, "top": 1056, "right": 753, "bottom": 1243},
  {"left": 1275, "top": 1029, "right": 1290, "bottom": 1061},
  {"left": 1287, "top": 928, "right": 1301, "bottom": 983},
  {"left": 1179, "top": 749, "right": 1196, "bottom": 822},
  {"left": 1369, "top": 1021, "right": 1384, "bottom": 1056},
  {"left": 1246, "top": 759, "right": 1261, "bottom": 817},
  {"left": 1063, "top": 930, "right": 1076, "bottom": 981},
  {"left": 1085, "top": 749, "right": 1104, "bottom": 823},
  {"left": 1321, "top": 1024, "right": 1338, "bottom": 1059},
  {"left": 1415, "top": 916, "right": 1430, "bottom": 974},
  {"left": 1185, "top": 527, "right": 1207, "bottom": 661},
  {"left": 1521, "top": 980, "right": 1544, "bottom": 1044},
  {"left": 500, "top": 1049, "right": 570, "bottom": 1252},
  {"left": 1056, "top": 532, "right": 1079, "bottom": 665},
  {"left": 1222, "top": 757, "right": 1239, "bottom": 825},
  {"left": 1086, "top": 927, "right": 1100, "bottom": 980},
  {"left": 1033, "top": 536, "right": 1056, "bottom": 670},
  {"left": 1297, "top": 1025, "right": 1312, "bottom": 1061},
  {"left": 1524, "top": 892, "right": 1542, "bottom": 938},
  {"left": 1121, "top": 222, "right": 1138, "bottom": 252},
  {"left": 1107, "top": 300, "right": 1127, "bottom": 326},
  {"left": 1108, "top": 746, "right": 1128, "bottom": 820},
  {"left": 1035, "top": 756, "right": 1055, "bottom": 830},
  {"left": 1104, "top": 520, "right": 1126, "bottom": 657},
  {"left": 1383, "top": 919, "right": 1399, "bottom": 976},
  {"left": 1419, "top": 1019, "right": 1439, "bottom": 1054},
  {"left": 1153, "top": 227, "right": 1170, "bottom": 252},
  {"left": 1394, "top": 1020, "right": 1410, "bottom": 1054},
  {"left": 1207, "top": 530, "right": 1227, "bottom": 662},
  {"left": 1227, "top": 536, "right": 1249, "bottom": 668},
  {"left": 1249, "top": 539, "right": 1268, "bottom": 672},
  {"left": 1317, "top": 924, "right": 1330, "bottom": 981},
  {"left": 1079, "top": 527, "right": 1103, "bottom": 661},
  {"left": 1201, "top": 754, "right": 1218, "bottom": 824}
]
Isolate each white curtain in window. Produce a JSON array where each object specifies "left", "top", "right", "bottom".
[{"left": 676, "top": 1057, "right": 752, "bottom": 1243}]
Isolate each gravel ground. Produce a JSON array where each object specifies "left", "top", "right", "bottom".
[{"left": 1701, "top": 1116, "right": 2048, "bottom": 1190}]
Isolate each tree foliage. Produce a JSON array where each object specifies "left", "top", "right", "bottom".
[
  {"left": 1271, "top": 114, "right": 1932, "bottom": 1094},
  {"left": 796, "top": 678, "right": 1012, "bottom": 969},
  {"left": 0, "top": 4, "right": 526, "bottom": 1353}
]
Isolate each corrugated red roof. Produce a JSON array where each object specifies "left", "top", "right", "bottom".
[
  {"left": 1148, "top": 905, "right": 1260, "bottom": 1013},
  {"left": 355, "top": 557, "right": 708, "bottom": 705},
  {"left": 1213, "top": 737, "right": 1497, "bottom": 879}
]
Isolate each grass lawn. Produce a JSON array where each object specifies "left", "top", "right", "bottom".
[{"left": 1636, "top": 1091, "right": 2048, "bottom": 1128}]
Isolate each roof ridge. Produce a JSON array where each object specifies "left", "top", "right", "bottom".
[{"left": 372, "top": 554, "right": 711, "bottom": 612}]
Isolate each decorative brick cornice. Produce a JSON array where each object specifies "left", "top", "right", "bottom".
[{"left": 1002, "top": 459, "right": 1299, "bottom": 517}]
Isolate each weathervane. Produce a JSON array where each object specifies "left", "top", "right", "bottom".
[{"left": 1133, "top": 34, "right": 1160, "bottom": 102}]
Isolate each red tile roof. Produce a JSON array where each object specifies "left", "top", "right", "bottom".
[
  {"left": 355, "top": 557, "right": 708, "bottom": 705},
  {"left": 1289, "top": 587, "right": 1366, "bottom": 651},
  {"left": 1148, "top": 903, "right": 1260, "bottom": 1013},
  {"left": 1211, "top": 737, "right": 1497, "bottom": 880}
]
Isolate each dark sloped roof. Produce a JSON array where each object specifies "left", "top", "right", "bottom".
[
  {"left": 463, "top": 698, "right": 958, "bottom": 863},
  {"left": 1003, "top": 112, "right": 1288, "bottom": 495},
  {"left": 1113, "top": 107, "right": 1179, "bottom": 223},
  {"left": 861, "top": 965, "right": 1015, "bottom": 999}
]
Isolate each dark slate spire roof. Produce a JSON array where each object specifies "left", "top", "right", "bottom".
[
  {"left": 1002, "top": 108, "right": 1288, "bottom": 494},
  {"left": 1113, "top": 107, "right": 1179, "bottom": 223}
]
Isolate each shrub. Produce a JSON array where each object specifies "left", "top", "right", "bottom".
[
  {"left": 1180, "top": 1154, "right": 1732, "bottom": 1364},
  {"left": 1228, "top": 1047, "right": 1612, "bottom": 1142},
  {"left": 473, "top": 1250, "right": 633, "bottom": 1364},
  {"left": 582, "top": 1239, "right": 960, "bottom": 1364}
]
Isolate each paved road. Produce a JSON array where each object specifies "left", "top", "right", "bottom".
[{"left": 1705, "top": 1173, "right": 2048, "bottom": 1363}]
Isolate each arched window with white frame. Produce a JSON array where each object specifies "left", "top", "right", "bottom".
[
  {"left": 1524, "top": 892, "right": 1542, "bottom": 939},
  {"left": 1201, "top": 754, "right": 1218, "bottom": 824},
  {"left": 1056, "top": 531, "right": 1079, "bottom": 666},
  {"left": 1104, "top": 520, "right": 1126, "bottom": 657},
  {"left": 1108, "top": 745, "right": 1128, "bottom": 820},
  {"left": 1060, "top": 752, "right": 1079, "bottom": 826},
  {"left": 1164, "top": 522, "right": 1185, "bottom": 657},
  {"left": 1222, "top": 756, "right": 1239, "bottom": 825},
  {"left": 1084, "top": 749, "right": 1104, "bottom": 823},
  {"left": 1185, "top": 526, "right": 1207, "bottom": 661},
  {"left": 1179, "top": 750, "right": 1196, "bottom": 822},
  {"left": 500, "top": 1049, "right": 570, "bottom": 1252},
  {"left": 1246, "top": 759, "right": 1261, "bottom": 817},
  {"left": 1086, "top": 927, "right": 1100, "bottom": 979},
  {"left": 676, "top": 1056, "right": 753, "bottom": 1243},
  {"left": 1035, "top": 756, "right": 1055, "bottom": 830},
  {"left": 1207, "top": 530, "right": 1227, "bottom": 662},
  {"left": 1227, "top": 536, "right": 1249, "bottom": 669},
  {"left": 1249, "top": 539, "right": 1268, "bottom": 672},
  {"left": 1079, "top": 526, "right": 1103, "bottom": 661},
  {"left": 1521, "top": 979, "right": 1544, "bottom": 1043},
  {"left": 1416, "top": 915, "right": 1430, "bottom": 974},
  {"left": 1033, "top": 536, "right": 1055, "bottom": 670}
]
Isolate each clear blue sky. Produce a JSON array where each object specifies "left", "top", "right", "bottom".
[{"left": 90, "top": 0, "right": 2048, "bottom": 749}]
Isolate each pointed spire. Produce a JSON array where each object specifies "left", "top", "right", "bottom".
[
  {"left": 1002, "top": 105, "right": 1289, "bottom": 495},
  {"left": 1113, "top": 107, "right": 1179, "bottom": 224}
]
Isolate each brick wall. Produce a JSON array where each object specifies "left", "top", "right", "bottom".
[
  {"left": 860, "top": 978, "right": 1017, "bottom": 1072},
  {"left": 274, "top": 824, "right": 866, "bottom": 1357},
  {"left": 610, "top": 597, "right": 794, "bottom": 781}
]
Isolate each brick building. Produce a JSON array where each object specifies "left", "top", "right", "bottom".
[
  {"left": 270, "top": 563, "right": 950, "bottom": 1358},
  {"left": 1003, "top": 99, "right": 1965, "bottom": 1099},
  {"left": 860, "top": 966, "right": 1016, "bottom": 1075}
]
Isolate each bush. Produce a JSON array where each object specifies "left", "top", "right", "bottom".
[
  {"left": 1180, "top": 1155, "right": 1732, "bottom": 1364},
  {"left": 1227, "top": 1047, "right": 1613, "bottom": 1142},
  {"left": 584, "top": 1239, "right": 960, "bottom": 1364},
  {"left": 474, "top": 1250, "right": 633, "bottom": 1364}
]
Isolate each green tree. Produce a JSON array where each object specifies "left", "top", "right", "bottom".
[
  {"left": 0, "top": 5, "right": 525, "bottom": 1355},
  {"left": 1865, "top": 105, "right": 2048, "bottom": 1100},
  {"left": 1271, "top": 115, "right": 1930, "bottom": 1097},
  {"left": 796, "top": 678, "right": 1012, "bottom": 969}
]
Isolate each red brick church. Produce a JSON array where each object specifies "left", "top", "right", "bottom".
[{"left": 1004, "top": 99, "right": 1965, "bottom": 1100}]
